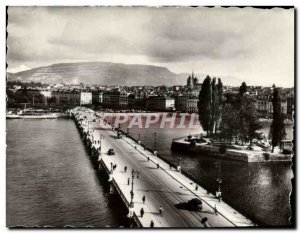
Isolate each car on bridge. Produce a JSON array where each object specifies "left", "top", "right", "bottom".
[
  {"left": 108, "top": 148, "right": 115, "bottom": 155},
  {"left": 174, "top": 198, "right": 203, "bottom": 212},
  {"left": 117, "top": 131, "right": 123, "bottom": 138},
  {"left": 186, "top": 198, "right": 203, "bottom": 211}
]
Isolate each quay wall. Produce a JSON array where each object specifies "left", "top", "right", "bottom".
[
  {"left": 171, "top": 140, "right": 292, "bottom": 163},
  {"left": 98, "top": 159, "right": 142, "bottom": 227}
]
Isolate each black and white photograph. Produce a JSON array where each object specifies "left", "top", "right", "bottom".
[{"left": 5, "top": 6, "right": 294, "bottom": 228}]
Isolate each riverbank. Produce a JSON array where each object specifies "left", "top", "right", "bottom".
[{"left": 171, "top": 137, "right": 292, "bottom": 163}]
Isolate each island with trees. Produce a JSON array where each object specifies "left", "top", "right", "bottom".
[{"left": 171, "top": 77, "right": 292, "bottom": 163}]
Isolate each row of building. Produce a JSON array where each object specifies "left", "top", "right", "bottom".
[
  {"left": 7, "top": 74, "right": 294, "bottom": 115},
  {"left": 13, "top": 87, "right": 294, "bottom": 115},
  {"left": 96, "top": 91, "right": 199, "bottom": 112},
  {"left": 24, "top": 89, "right": 199, "bottom": 112},
  {"left": 255, "top": 95, "right": 294, "bottom": 116}
]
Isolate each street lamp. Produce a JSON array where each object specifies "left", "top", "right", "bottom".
[
  {"left": 215, "top": 162, "right": 222, "bottom": 202},
  {"left": 177, "top": 156, "right": 181, "bottom": 172},
  {"left": 153, "top": 132, "right": 157, "bottom": 152},
  {"left": 177, "top": 156, "right": 181, "bottom": 166},
  {"left": 130, "top": 170, "right": 140, "bottom": 207},
  {"left": 99, "top": 134, "right": 103, "bottom": 149}
]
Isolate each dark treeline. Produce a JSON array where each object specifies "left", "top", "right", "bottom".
[{"left": 198, "top": 76, "right": 286, "bottom": 151}]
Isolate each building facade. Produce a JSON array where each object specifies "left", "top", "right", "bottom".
[
  {"left": 187, "top": 98, "right": 198, "bottom": 113},
  {"left": 146, "top": 96, "right": 175, "bottom": 111},
  {"left": 52, "top": 90, "right": 92, "bottom": 106},
  {"left": 92, "top": 91, "right": 103, "bottom": 105},
  {"left": 52, "top": 90, "right": 80, "bottom": 105},
  {"left": 80, "top": 92, "right": 92, "bottom": 105},
  {"left": 102, "top": 91, "right": 128, "bottom": 109},
  {"left": 175, "top": 96, "right": 188, "bottom": 112}
]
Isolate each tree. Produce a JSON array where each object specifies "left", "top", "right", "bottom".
[
  {"left": 219, "top": 103, "right": 239, "bottom": 144},
  {"left": 245, "top": 102, "right": 263, "bottom": 149},
  {"left": 216, "top": 78, "right": 223, "bottom": 133},
  {"left": 237, "top": 82, "right": 250, "bottom": 144},
  {"left": 210, "top": 77, "right": 224, "bottom": 135},
  {"left": 49, "top": 97, "right": 57, "bottom": 104},
  {"left": 239, "top": 82, "right": 247, "bottom": 95},
  {"left": 211, "top": 78, "right": 217, "bottom": 133},
  {"left": 14, "top": 90, "right": 29, "bottom": 104},
  {"left": 270, "top": 87, "right": 286, "bottom": 152},
  {"left": 220, "top": 89, "right": 262, "bottom": 148},
  {"left": 198, "top": 76, "right": 212, "bottom": 136}
]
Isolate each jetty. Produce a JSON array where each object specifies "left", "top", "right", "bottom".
[{"left": 71, "top": 107, "right": 256, "bottom": 228}]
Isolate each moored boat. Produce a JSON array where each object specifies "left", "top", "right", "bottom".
[
  {"left": 6, "top": 114, "right": 21, "bottom": 119},
  {"left": 6, "top": 109, "right": 58, "bottom": 119}
]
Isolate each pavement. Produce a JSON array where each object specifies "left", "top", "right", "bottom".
[{"left": 75, "top": 109, "right": 255, "bottom": 228}]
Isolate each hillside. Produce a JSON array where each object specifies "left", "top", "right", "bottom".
[
  {"left": 7, "top": 62, "right": 188, "bottom": 86},
  {"left": 7, "top": 62, "right": 242, "bottom": 86}
]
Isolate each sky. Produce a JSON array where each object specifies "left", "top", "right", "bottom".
[{"left": 7, "top": 6, "right": 294, "bottom": 87}]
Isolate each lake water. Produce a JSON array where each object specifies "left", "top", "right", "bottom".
[{"left": 6, "top": 119, "right": 128, "bottom": 227}]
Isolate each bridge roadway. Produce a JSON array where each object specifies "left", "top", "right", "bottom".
[{"left": 75, "top": 109, "right": 255, "bottom": 228}]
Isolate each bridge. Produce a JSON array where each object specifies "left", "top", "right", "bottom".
[{"left": 72, "top": 108, "right": 255, "bottom": 228}]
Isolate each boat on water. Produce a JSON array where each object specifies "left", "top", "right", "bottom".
[
  {"left": 6, "top": 109, "right": 58, "bottom": 119},
  {"left": 18, "top": 113, "right": 58, "bottom": 119},
  {"left": 6, "top": 114, "right": 21, "bottom": 119}
]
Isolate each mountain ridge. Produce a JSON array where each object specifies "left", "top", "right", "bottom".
[{"left": 7, "top": 62, "right": 242, "bottom": 86}]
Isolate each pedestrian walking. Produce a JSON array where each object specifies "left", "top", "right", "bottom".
[
  {"left": 157, "top": 163, "right": 160, "bottom": 169},
  {"left": 140, "top": 208, "right": 144, "bottom": 218},
  {"left": 147, "top": 156, "right": 150, "bottom": 162},
  {"left": 142, "top": 195, "right": 146, "bottom": 204},
  {"left": 124, "top": 166, "right": 127, "bottom": 173},
  {"left": 132, "top": 169, "right": 135, "bottom": 175},
  {"left": 150, "top": 220, "right": 154, "bottom": 228},
  {"left": 195, "top": 185, "right": 198, "bottom": 191},
  {"left": 201, "top": 217, "right": 208, "bottom": 227},
  {"left": 159, "top": 206, "right": 163, "bottom": 216},
  {"left": 214, "top": 204, "right": 218, "bottom": 215},
  {"left": 128, "top": 178, "right": 130, "bottom": 185},
  {"left": 169, "top": 164, "right": 172, "bottom": 170}
]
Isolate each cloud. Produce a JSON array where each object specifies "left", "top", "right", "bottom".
[{"left": 7, "top": 6, "right": 294, "bottom": 87}]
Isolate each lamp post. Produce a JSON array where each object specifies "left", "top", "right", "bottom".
[
  {"left": 130, "top": 170, "right": 140, "bottom": 207},
  {"left": 154, "top": 132, "right": 157, "bottom": 151},
  {"left": 215, "top": 162, "right": 222, "bottom": 201},
  {"left": 177, "top": 156, "right": 181, "bottom": 172},
  {"left": 99, "top": 134, "right": 104, "bottom": 154},
  {"left": 177, "top": 156, "right": 181, "bottom": 166}
]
